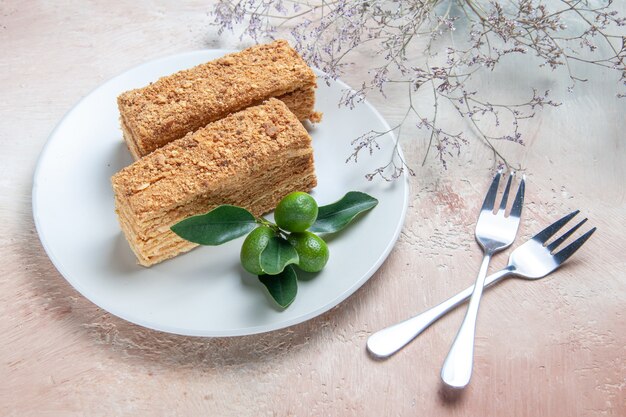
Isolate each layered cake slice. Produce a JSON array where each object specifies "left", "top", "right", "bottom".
[
  {"left": 111, "top": 99, "right": 317, "bottom": 266},
  {"left": 118, "top": 39, "right": 321, "bottom": 159}
]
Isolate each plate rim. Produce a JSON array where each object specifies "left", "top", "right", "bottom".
[{"left": 32, "top": 49, "right": 410, "bottom": 337}]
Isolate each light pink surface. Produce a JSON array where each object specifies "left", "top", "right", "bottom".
[{"left": 1, "top": 1, "right": 625, "bottom": 415}]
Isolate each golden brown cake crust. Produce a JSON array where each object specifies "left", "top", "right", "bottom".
[
  {"left": 118, "top": 40, "right": 318, "bottom": 157},
  {"left": 111, "top": 99, "right": 317, "bottom": 266},
  {"left": 113, "top": 98, "right": 313, "bottom": 217}
]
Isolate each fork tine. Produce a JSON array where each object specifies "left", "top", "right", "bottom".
[
  {"left": 532, "top": 210, "right": 580, "bottom": 244},
  {"left": 553, "top": 227, "right": 596, "bottom": 264},
  {"left": 547, "top": 218, "right": 588, "bottom": 252},
  {"left": 498, "top": 172, "right": 514, "bottom": 212},
  {"left": 509, "top": 175, "right": 525, "bottom": 218},
  {"left": 481, "top": 170, "right": 501, "bottom": 212}
]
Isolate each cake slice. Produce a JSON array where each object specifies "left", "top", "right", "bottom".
[
  {"left": 111, "top": 99, "right": 317, "bottom": 267},
  {"left": 118, "top": 39, "right": 321, "bottom": 159}
]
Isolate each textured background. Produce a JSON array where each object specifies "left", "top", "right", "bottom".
[{"left": 1, "top": 1, "right": 624, "bottom": 416}]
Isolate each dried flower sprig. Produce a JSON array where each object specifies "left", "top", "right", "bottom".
[{"left": 212, "top": 0, "right": 625, "bottom": 179}]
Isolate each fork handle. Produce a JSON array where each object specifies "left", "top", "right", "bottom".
[
  {"left": 366, "top": 267, "right": 514, "bottom": 358},
  {"left": 441, "top": 254, "right": 493, "bottom": 388}
]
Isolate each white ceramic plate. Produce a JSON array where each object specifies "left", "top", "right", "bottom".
[{"left": 32, "top": 50, "right": 409, "bottom": 337}]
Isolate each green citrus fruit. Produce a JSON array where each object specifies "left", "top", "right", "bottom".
[
  {"left": 287, "top": 231, "right": 329, "bottom": 273},
  {"left": 240, "top": 226, "right": 274, "bottom": 275},
  {"left": 274, "top": 192, "right": 318, "bottom": 232}
]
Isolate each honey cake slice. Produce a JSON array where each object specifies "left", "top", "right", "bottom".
[
  {"left": 112, "top": 98, "right": 317, "bottom": 266},
  {"left": 118, "top": 39, "right": 321, "bottom": 159}
]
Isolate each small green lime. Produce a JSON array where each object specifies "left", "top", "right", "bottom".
[
  {"left": 287, "top": 231, "right": 329, "bottom": 273},
  {"left": 240, "top": 226, "right": 274, "bottom": 275},
  {"left": 274, "top": 192, "right": 318, "bottom": 232}
]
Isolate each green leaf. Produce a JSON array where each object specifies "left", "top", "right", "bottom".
[
  {"left": 309, "top": 191, "right": 378, "bottom": 233},
  {"left": 259, "top": 236, "right": 299, "bottom": 275},
  {"left": 258, "top": 266, "right": 298, "bottom": 308},
  {"left": 170, "top": 205, "right": 257, "bottom": 245}
]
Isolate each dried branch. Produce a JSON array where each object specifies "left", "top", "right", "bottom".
[{"left": 211, "top": 0, "right": 625, "bottom": 178}]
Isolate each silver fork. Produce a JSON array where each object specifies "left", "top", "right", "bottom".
[
  {"left": 367, "top": 172, "right": 521, "bottom": 353},
  {"left": 440, "top": 171, "right": 525, "bottom": 388},
  {"left": 367, "top": 211, "right": 596, "bottom": 364}
]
